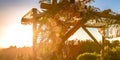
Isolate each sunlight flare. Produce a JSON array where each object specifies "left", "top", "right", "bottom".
[{"left": 1, "top": 24, "right": 33, "bottom": 48}]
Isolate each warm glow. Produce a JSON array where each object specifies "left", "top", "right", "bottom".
[{"left": 1, "top": 24, "right": 33, "bottom": 48}]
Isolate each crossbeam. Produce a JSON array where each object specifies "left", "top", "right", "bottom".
[
  {"left": 82, "top": 26, "right": 101, "bottom": 46},
  {"left": 21, "top": 8, "right": 40, "bottom": 25},
  {"left": 40, "top": 0, "right": 57, "bottom": 9},
  {"left": 62, "top": 20, "right": 83, "bottom": 42},
  {"left": 85, "top": 23, "right": 105, "bottom": 28}
]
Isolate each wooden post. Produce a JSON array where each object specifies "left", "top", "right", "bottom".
[
  {"left": 32, "top": 8, "right": 38, "bottom": 60},
  {"left": 101, "top": 35, "right": 105, "bottom": 60},
  {"left": 101, "top": 27, "right": 105, "bottom": 60}
]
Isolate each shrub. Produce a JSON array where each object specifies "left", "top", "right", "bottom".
[
  {"left": 104, "top": 46, "right": 120, "bottom": 60},
  {"left": 77, "top": 52, "right": 100, "bottom": 60}
]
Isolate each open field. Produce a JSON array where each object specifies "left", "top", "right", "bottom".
[{"left": 0, "top": 47, "right": 33, "bottom": 60}]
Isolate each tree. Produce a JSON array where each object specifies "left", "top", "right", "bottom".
[{"left": 38, "top": 0, "right": 120, "bottom": 43}]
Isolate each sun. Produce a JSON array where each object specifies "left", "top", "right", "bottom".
[{"left": 1, "top": 24, "right": 33, "bottom": 48}]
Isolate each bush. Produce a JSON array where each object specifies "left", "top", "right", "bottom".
[
  {"left": 104, "top": 46, "right": 120, "bottom": 60},
  {"left": 79, "top": 40, "right": 101, "bottom": 54},
  {"left": 77, "top": 52, "right": 100, "bottom": 60}
]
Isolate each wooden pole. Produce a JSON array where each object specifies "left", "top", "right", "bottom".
[
  {"left": 101, "top": 35, "right": 105, "bottom": 60},
  {"left": 101, "top": 27, "right": 105, "bottom": 60},
  {"left": 32, "top": 8, "right": 38, "bottom": 60}
]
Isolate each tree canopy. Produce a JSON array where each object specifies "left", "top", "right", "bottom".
[{"left": 38, "top": 0, "right": 120, "bottom": 41}]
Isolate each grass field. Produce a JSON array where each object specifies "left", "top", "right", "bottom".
[{"left": 0, "top": 47, "right": 33, "bottom": 60}]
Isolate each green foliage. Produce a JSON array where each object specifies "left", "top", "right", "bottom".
[
  {"left": 104, "top": 40, "right": 111, "bottom": 46},
  {"left": 104, "top": 46, "right": 120, "bottom": 60},
  {"left": 79, "top": 40, "right": 101, "bottom": 54},
  {"left": 111, "top": 40, "right": 120, "bottom": 47},
  {"left": 77, "top": 52, "right": 100, "bottom": 60},
  {"left": 77, "top": 40, "right": 120, "bottom": 60}
]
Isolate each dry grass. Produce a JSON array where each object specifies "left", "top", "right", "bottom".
[{"left": 0, "top": 47, "right": 33, "bottom": 60}]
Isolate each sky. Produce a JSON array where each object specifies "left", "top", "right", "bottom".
[
  {"left": 0, "top": 0, "right": 120, "bottom": 48},
  {"left": 90, "top": 0, "right": 120, "bottom": 13},
  {"left": 0, "top": 0, "right": 40, "bottom": 48}
]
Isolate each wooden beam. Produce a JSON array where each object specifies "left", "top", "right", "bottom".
[
  {"left": 84, "top": 23, "right": 105, "bottom": 28},
  {"left": 40, "top": 0, "right": 57, "bottom": 9},
  {"left": 84, "top": 25, "right": 104, "bottom": 28},
  {"left": 82, "top": 27, "right": 101, "bottom": 46},
  {"left": 21, "top": 8, "right": 39, "bottom": 25},
  {"left": 21, "top": 18, "right": 33, "bottom": 25},
  {"left": 62, "top": 20, "right": 83, "bottom": 42},
  {"left": 41, "top": 3, "right": 52, "bottom": 9}
]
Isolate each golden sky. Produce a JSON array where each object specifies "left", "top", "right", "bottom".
[{"left": 0, "top": 0, "right": 40, "bottom": 48}]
